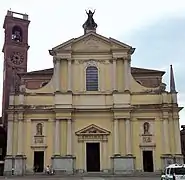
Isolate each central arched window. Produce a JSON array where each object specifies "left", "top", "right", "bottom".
[{"left": 86, "top": 66, "right": 98, "bottom": 91}]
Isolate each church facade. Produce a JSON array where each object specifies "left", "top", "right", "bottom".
[{"left": 2, "top": 10, "right": 184, "bottom": 175}]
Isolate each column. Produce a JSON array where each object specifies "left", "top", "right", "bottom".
[
  {"left": 125, "top": 118, "right": 132, "bottom": 155},
  {"left": 124, "top": 59, "right": 129, "bottom": 91},
  {"left": 7, "top": 120, "right": 13, "bottom": 155},
  {"left": 112, "top": 59, "right": 117, "bottom": 91},
  {"left": 54, "top": 58, "right": 61, "bottom": 92},
  {"left": 68, "top": 59, "right": 72, "bottom": 91},
  {"left": 163, "top": 118, "right": 170, "bottom": 154},
  {"left": 114, "top": 118, "right": 120, "bottom": 155},
  {"left": 174, "top": 118, "right": 182, "bottom": 154},
  {"left": 54, "top": 119, "right": 60, "bottom": 155},
  {"left": 17, "top": 119, "right": 24, "bottom": 155},
  {"left": 67, "top": 119, "right": 72, "bottom": 155},
  {"left": 102, "top": 141, "right": 107, "bottom": 170}
]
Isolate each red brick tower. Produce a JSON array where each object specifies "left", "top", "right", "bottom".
[{"left": 1, "top": 10, "right": 30, "bottom": 128}]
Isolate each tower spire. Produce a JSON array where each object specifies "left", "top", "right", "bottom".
[{"left": 170, "top": 64, "right": 176, "bottom": 93}]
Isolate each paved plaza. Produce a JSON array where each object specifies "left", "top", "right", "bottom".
[{"left": 1, "top": 176, "right": 160, "bottom": 180}]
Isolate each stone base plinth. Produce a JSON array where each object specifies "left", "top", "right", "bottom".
[
  {"left": 111, "top": 155, "right": 135, "bottom": 174},
  {"left": 51, "top": 155, "right": 76, "bottom": 174},
  {"left": 14, "top": 155, "right": 26, "bottom": 176},
  {"left": 174, "top": 154, "right": 184, "bottom": 164},
  {"left": 161, "top": 154, "right": 174, "bottom": 169},
  {"left": 161, "top": 154, "right": 184, "bottom": 168},
  {"left": 4, "top": 155, "right": 13, "bottom": 176}
]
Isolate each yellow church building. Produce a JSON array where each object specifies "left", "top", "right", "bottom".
[{"left": 3, "top": 10, "right": 184, "bottom": 175}]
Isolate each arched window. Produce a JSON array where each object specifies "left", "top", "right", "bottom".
[
  {"left": 12, "top": 26, "right": 22, "bottom": 42},
  {"left": 86, "top": 66, "right": 98, "bottom": 91}
]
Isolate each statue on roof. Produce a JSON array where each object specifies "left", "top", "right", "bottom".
[{"left": 83, "top": 9, "right": 97, "bottom": 31}]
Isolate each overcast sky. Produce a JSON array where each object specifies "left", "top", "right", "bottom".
[{"left": 0, "top": 0, "right": 185, "bottom": 125}]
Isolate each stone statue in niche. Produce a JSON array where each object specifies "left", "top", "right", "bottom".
[
  {"left": 36, "top": 123, "right": 43, "bottom": 136},
  {"left": 143, "top": 122, "right": 150, "bottom": 135}
]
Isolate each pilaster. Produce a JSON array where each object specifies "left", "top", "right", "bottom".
[
  {"left": 54, "top": 119, "right": 60, "bottom": 155},
  {"left": 113, "top": 118, "right": 120, "bottom": 155},
  {"left": 6, "top": 118, "right": 13, "bottom": 156},
  {"left": 67, "top": 59, "right": 72, "bottom": 92},
  {"left": 124, "top": 58, "right": 129, "bottom": 91},
  {"left": 112, "top": 59, "right": 117, "bottom": 91},
  {"left": 17, "top": 118, "right": 24, "bottom": 155},
  {"left": 174, "top": 117, "right": 182, "bottom": 155},
  {"left": 67, "top": 119, "right": 72, "bottom": 155},
  {"left": 162, "top": 117, "right": 170, "bottom": 154},
  {"left": 53, "top": 57, "right": 61, "bottom": 92},
  {"left": 125, "top": 118, "right": 132, "bottom": 155},
  {"left": 4, "top": 116, "right": 14, "bottom": 176},
  {"left": 52, "top": 117, "right": 75, "bottom": 174}
]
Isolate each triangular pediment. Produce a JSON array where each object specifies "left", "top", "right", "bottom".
[
  {"left": 51, "top": 32, "right": 134, "bottom": 54},
  {"left": 75, "top": 124, "right": 110, "bottom": 136}
]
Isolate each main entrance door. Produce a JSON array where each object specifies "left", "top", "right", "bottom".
[
  {"left": 143, "top": 150, "right": 154, "bottom": 172},
  {"left": 86, "top": 143, "right": 100, "bottom": 172},
  {"left": 33, "top": 151, "right": 44, "bottom": 172}
]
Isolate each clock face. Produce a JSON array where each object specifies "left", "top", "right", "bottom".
[{"left": 10, "top": 52, "right": 24, "bottom": 65}]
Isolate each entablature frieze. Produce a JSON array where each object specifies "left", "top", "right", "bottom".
[
  {"left": 77, "top": 134, "right": 108, "bottom": 142},
  {"left": 137, "top": 118, "right": 155, "bottom": 121},
  {"left": 74, "top": 58, "right": 112, "bottom": 65}
]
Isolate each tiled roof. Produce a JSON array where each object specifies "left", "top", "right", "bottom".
[{"left": 22, "top": 67, "right": 165, "bottom": 76}]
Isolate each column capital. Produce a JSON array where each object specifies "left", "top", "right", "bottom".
[
  {"left": 113, "top": 118, "right": 120, "bottom": 121},
  {"left": 18, "top": 118, "right": 24, "bottom": 122},
  {"left": 53, "top": 57, "right": 61, "bottom": 64},
  {"left": 67, "top": 58, "right": 73, "bottom": 61},
  {"left": 124, "top": 117, "right": 131, "bottom": 121},
  {"left": 162, "top": 117, "right": 169, "bottom": 121}
]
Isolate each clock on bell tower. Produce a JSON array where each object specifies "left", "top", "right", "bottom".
[{"left": 1, "top": 10, "right": 30, "bottom": 127}]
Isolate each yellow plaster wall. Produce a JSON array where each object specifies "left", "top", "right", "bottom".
[
  {"left": 25, "top": 95, "right": 54, "bottom": 105},
  {"left": 131, "top": 94, "right": 162, "bottom": 104},
  {"left": 73, "top": 112, "right": 113, "bottom": 170},
  {"left": 154, "top": 119, "right": 163, "bottom": 170},
  {"left": 22, "top": 114, "right": 55, "bottom": 169},
  {"left": 104, "top": 62, "right": 112, "bottom": 91}
]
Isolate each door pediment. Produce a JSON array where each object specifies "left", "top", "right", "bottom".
[{"left": 75, "top": 124, "right": 110, "bottom": 136}]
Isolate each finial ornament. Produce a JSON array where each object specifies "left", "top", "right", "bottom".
[{"left": 83, "top": 9, "right": 97, "bottom": 33}]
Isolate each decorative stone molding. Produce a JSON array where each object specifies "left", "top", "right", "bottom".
[
  {"left": 34, "top": 135, "right": 45, "bottom": 144},
  {"left": 85, "top": 59, "right": 97, "bottom": 67},
  {"left": 75, "top": 124, "right": 110, "bottom": 142},
  {"left": 74, "top": 59, "right": 111, "bottom": 65}
]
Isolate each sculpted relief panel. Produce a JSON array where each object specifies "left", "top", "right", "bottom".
[{"left": 72, "top": 36, "right": 111, "bottom": 52}]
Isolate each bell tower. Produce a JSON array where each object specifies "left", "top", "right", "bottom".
[{"left": 1, "top": 10, "right": 30, "bottom": 127}]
